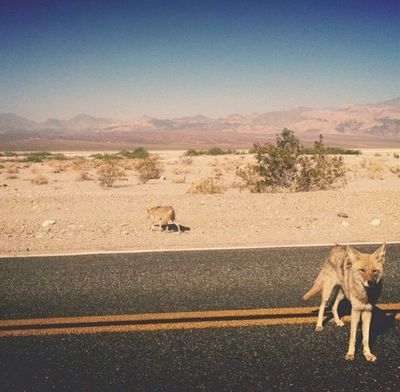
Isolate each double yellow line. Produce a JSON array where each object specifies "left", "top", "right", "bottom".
[{"left": 1, "top": 303, "right": 399, "bottom": 337}]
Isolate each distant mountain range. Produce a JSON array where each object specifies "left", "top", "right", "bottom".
[{"left": 1, "top": 97, "right": 400, "bottom": 150}]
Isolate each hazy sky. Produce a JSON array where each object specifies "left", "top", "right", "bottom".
[{"left": 1, "top": 0, "right": 399, "bottom": 121}]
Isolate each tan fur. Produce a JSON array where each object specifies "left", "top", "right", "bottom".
[
  {"left": 303, "top": 243, "right": 386, "bottom": 361},
  {"left": 147, "top": 206, "right": 181, "bottom": 233}
]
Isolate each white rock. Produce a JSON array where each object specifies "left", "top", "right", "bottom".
[
  {"left": 42, "top": 220, "right": 56, "bottom": 228},
  {"left": 370, "top": 219, "right": 381, "bottom": 226}
]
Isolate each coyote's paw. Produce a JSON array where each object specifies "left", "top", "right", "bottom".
[
  {"left": 364, "top": 353, "right": 377, "bottom": 362},
  {"left": 345, "top": 353, "right": 354, "bottom": 361},
  {"left": 335, "top": 320, "right": 345, "bottom": 327},
  {"left": 315, "top": 326, "right": 323, "bottom": 332}
]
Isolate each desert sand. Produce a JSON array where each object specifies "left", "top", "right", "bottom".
[{"left": 1, "top": 149, "right": 400, "bottom": 256}]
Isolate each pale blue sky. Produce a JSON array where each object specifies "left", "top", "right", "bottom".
[{"left": 0, "top": 0, "right": 399, "bottom": 121}]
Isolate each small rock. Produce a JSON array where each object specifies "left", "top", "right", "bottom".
[
  {"left": 370, "top": 219, "right": 381, "bottom": 226},
  {"left": 337, "top": 212, "right": 349, "bottom": 218},
  {"left": 342, "top": 221, "right": 350, "bottom": 227},
  {"left": 42, "top": 220, "right": 56, "bottom": 228}
]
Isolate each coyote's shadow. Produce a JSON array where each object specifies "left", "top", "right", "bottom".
[{"left": 158, "top": 224, "right": 191, "bottom": 233}]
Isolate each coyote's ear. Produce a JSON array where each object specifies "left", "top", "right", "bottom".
[
  {"left": 346, "top": 246, "right": 361, "bottom": 264},
  {"left": 373, "top": 242, "right": 386, "bottom": 264}
]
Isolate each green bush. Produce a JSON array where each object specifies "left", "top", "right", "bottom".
[
  {"left": 134, "top": 154, "right": 163, "bottom": 183},
  {"left": 118, "top": 147, "right": 149, "bottom": 159},
  {"left": 247, "top": 129, "right": 346, "bottom": 192}
]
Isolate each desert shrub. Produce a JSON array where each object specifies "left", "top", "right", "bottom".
[
  {"left": 302, "top": 146, "right": 361, "bottom": 155},
  {"left": 49, "top": 153, "right": 68, "bottom": 161},
  {"left": 30, "top": 174, "right": 48, "bottom": 185},
  {"left": 97, "top": 160, "right": 125, "bottom": 187},
  {"left": 207, "top": 147, "right": 225, "bottom": 155},
  {"left": 390, "top": 165, "right": 400, "bottom": 177},
  {"left": 252, "top": 128, "right": 302, "bottom": 191},
  {"left": 6, "top": 165, "right": 19, "bottom": 174},
  {"left": 91, "top": 153, "right": 119, "bottom": 161},
  {"left": 187, "top": 177, "right": 226, "bottom": 194},
  {"left": 72, "top": 157, "right": 91, "bottom": 171},
  {"left": 76, "top": 171, "right": 93, "bottom": 181},
  {"left": 134, "top": 154, "right": 163, "bottom": 183},
  {"left": 23, "top": 151, "right": 53, "bottom": 163},
  {"left": 118, "top": 147, "right": 149, "bottom": 159},
  {"left": 362, "top": 160, "right": 386, "bottom": 180},
  {"left": 236, "top": 164, "right": 263, "bottom": 192},
  {"left": 185, "top": 147, "right": 235, "bottom": 156},
  {"left": 185, "top": 148, "right": 205, "bottom": 156},
  {"left": 296, "top": 136, "right": 346, "bottom": 191},
  {"left": 2, "top": 151, "right": 19, "bottom": 157},
  {"left": 247, "top": 129, "right": 346, "bottom": 192},
  {"left": 394, "top": 153, "right": 400, "bottom": 159},
  {"left": 180, "top": 156, "right": 193, "bottom": 165}
]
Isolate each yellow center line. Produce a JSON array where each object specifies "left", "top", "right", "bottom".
[{"left": 1, "top": 303, "right": 399, "bottom": 337}]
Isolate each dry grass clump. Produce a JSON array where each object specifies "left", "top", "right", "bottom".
[
  {"left": 187, "top": 177, "right": 226, "bottom": 194},
  {"left": 172, "top": 175, "right": 186, "bottom": 184},
  {"left": 97, "top": 160, "right": 126, "bottom": 187},
  {"left": 49, "top": 161, "right": 70, "bottom": 173},
  {"left": 180, "top": 156, "right": 193, "bottom": 166},
  {"left": 213, "top": 168, "right": 223, "bottom": 178},
  {"left": 390, "top": 165, "right": 400, "bottom": 178},
  {"left": 30, "top": 174, "right": 49, "bottom": 185},
  {"left": 72, "top": 157, "right": 92, "bottom": 171},
  {"left": 361, "top": 159, "right": 386, "bottom": 180},
  {"left": 76, "top": 171, "right": 93, "bottom": 182},
  {"left": 6, "top": 174, "right": 19, "bottom": 180},
  {"left": 173, "top": 166, "right": 192, "bottom": 175},
  {"left": 6, "top": 165, "right": 19, "bottom": 174},
  {"left": 134, "top": 154, "right": 163, "bottom": 184}
]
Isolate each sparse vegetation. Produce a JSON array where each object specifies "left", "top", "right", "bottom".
[
  {"left": 22, "top": 151, "right": 54, "bottom": 163},
  {"left": 185, "top": 147, "right": 237, "bottom": 156},
  {"left": 118, "top": 147, "right": 149, "bottom": 159},
  {"left": 390, "top": 165, "right": 400, "bottom": 177},
  {"left": 30, "top": 174, "right": 49, "bottom": 185},
  {"left": 134, "top": 154, "right": 163, "bottom": 183},
  {"left": 302, "top": 146, "right": 361, "bottom": 155},
  {"left": 394, "top": 153, "right": 400, "bottom": 159},
  {"left": 97, "top": 160, "right": 126, "bottom": 187},
  {"left": 361, "top": 159, "right": 386, "bottom": 180},
  {"left": 187, "top": 177, "right": 226, "bottom": 194},
  {"left": 244, "top": 129, "right": 346, "bottom": 192},
  {"left": 76, "top": 171, "right": 93, "bottom": 181}
]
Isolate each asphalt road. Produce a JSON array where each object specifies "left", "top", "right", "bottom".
[{"left": 1, "top": 243, "right": 399, "bottom": 391}]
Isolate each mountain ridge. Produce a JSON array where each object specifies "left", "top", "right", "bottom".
[{"left": 1, "top": 97, "right": 399, "bottom": 149}]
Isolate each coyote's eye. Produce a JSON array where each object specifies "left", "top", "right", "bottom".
[{"left": 359, "top": 268, "right": 366, "bottom": 273}]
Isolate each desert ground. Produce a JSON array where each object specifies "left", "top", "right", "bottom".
[{"left": 1, "top": 148, "right": 400, "bottom": 256}]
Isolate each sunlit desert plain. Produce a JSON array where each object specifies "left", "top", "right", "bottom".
[{"left": 1, "top": 148, "right": 400, "bottom": 256}]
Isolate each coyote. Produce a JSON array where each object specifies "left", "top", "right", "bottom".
[
  {"left": 303, "top": 243, "right": 385, "bottom": 361},
  {"left": 147, "top": 206, "right": 181, "bottom": 233}
]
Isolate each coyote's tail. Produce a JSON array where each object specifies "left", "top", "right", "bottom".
[{"left": 303, "top": 271, "right": 324, "bottom": 300}]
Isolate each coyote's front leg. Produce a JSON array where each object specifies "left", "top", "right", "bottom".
[
  {"left": 345, "top": 309, "right": 361, "bottom": 360},
  {"left": 361, "top": 310, "right": 376, "bottom": 361}
]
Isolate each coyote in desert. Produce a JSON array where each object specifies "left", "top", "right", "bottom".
[
  {"left": 303, "top": 243, "right": 385, "bottom": 361},
  {"left": 147, "top": 205, "right": 181, "bottom": 233}
]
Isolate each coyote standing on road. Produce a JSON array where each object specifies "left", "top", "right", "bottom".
[
  {"left": 303, "top": 243, "right": 385, "bottom": 361},
  {"left": 147, "top": 205, "right": 181, "bottom": 233}
]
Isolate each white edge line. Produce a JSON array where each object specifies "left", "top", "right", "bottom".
[{"left": 0, "top": 241, "right": 399, "bottom": 259}]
